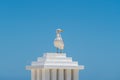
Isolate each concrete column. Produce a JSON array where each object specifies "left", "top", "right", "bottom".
[
  {"left": 58, "top": 69, "right": 64, "bottom": 80},
  {"left": 42, "top": 69, "right": 45, "bottom": 80},
  {"left": 31, "top": 69, "right": 37, "bottom": 80},
  {"left": 37, "top": 69, "right": 42, "bottom": 80},
  {"left": 51, "top": 69, "right": 57, "bottom": 80},
  {"left": 45, "top": 69, "right": 50, "bottom": 80},
  {"left": 73, "top": 69, "right": 79, "bottom": 80},
  {"left": 42, "top": 69, "right": 50, "bottom": 80},
  {"left": 65, "top": 69, "right": 71, "bottom": 80}
]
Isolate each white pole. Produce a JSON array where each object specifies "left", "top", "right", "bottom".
[
  {"left": 37, "top": 69, "right": 42, "bottom": 80},
  {"left": 42, "top": 69, "right": 45, "bottom": 80},
  {"left": 51, "top": 69, "right": 57, "bottom": 80},
  {"left": 65, "top": 69, "right": 71, "bottom": 80},
  {"left": 45, "top": 69, "right": 50, "bottom": 80},
  {"left": 73, "top": 69, "right": 79, "bottom": 80},
  {"left": 31, "top": 69, "right": 36, "bottom": 80},
  {"left": 58, "top": 69, "right": 64, "bottom": 80}
]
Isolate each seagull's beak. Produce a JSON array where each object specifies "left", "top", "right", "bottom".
[{"left": 61, "top": 30, "right": 63, "bottom": 32}]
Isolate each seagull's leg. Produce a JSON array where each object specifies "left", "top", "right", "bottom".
[
  {"left": 60, "top": 49, "right": 62, "bottom": 53},
  {"left": 57, "top": 48, "right": 58, "bottom": 53}
]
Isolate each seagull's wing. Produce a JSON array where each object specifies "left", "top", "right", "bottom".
[{"left": 54, "top": 37, "right": 64, "bottom": 50}]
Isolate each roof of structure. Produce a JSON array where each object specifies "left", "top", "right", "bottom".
[{"left": 26, "top": 53, "right": 84, "bottom": 70}]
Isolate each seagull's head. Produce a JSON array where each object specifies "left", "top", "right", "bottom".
[{"left": 56, "top": 29, "right": 63, "bottom": 33}]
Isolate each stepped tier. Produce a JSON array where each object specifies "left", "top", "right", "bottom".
[{"left": 26, "top": 53, "right": 84, "bottom": 70}]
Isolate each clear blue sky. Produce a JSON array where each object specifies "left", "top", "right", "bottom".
[{"left": 0, "top": 0, "right": 120, "bottom": 80}]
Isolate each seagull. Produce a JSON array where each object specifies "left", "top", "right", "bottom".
[{"left": 54, "top": 29, "right": 64, "bottom": 53}]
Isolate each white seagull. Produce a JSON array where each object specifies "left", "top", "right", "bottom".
[{"left": 54, "top": 29, "right": 64, "bottom": 53}]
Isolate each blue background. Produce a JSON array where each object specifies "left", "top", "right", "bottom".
[{"left": 0, "top": 0, "right": 120, "bottom": 80}]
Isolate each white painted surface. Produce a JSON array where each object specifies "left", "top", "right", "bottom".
[
  {"left": 73, "top": 69, "right": 79, "bottom": 80},
  {"left": 31, "top": 69, "right": 36, "bottom": 80},
  {"left": 51, "top": 69, "right": 57, "bottom": 80},
  {"left": 45, "top": 69, "right": 50, "bottom": 80},
  {"left": 58, "top": 69, "right": 64, "bottom": 80},
  {"left": 26, "top": 53, "right": 84, "bottom": 80},
  {"left": 37, "top": 69, "right": 42, "bottom": 80},
  {"left": 29, "top": 53, "right": 84, "bottom": 69},
  {"left": 65, "top": 69, "right": 71, "bottom": 80},
  {"left": 42, "top": 69, "right": 45, "bottom": 80}
]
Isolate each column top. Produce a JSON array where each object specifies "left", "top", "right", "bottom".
[
  {"left": 26, "top": 65, "right": 84, "bottom": 70},
  {"left": 26, "top": 53, "right": 84, "bottom": 70}
]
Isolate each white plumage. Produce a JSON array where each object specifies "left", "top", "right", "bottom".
[{"left": 54, "top": 29, "right": 64, "bottom": 53}]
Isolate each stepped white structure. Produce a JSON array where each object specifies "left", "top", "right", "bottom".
[
  {"left": 26, "top": 53, "right": 84, "bottom": 80},
  {"left": 26, "top": 29, "right": 84, "bottom": 80}
]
